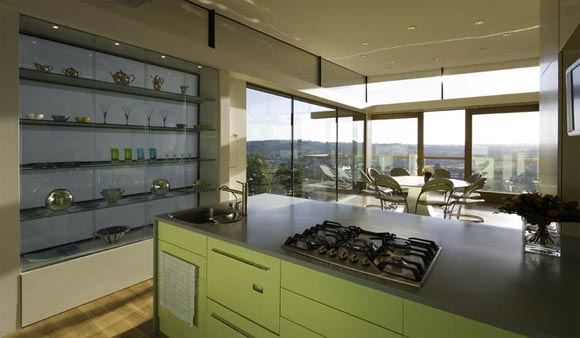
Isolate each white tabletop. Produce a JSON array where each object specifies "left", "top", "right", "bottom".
[{"left": 393, "top": 175, "right": 470, "bottom": 189}]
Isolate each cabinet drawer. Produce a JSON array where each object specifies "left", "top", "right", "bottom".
[
  {"left": 281, "top": 317, "right": 325, "bottom": 338},
  {"left": 281, "top": 289, "right": 401, "bottom": 338},
  {"left": 281, "top": 261, "right": 403, "bottom": 333},
  {"left": 158, "top": 240, "right": 207, "bottom": 281},
  {"left": 157, "top": 221, "right": 207, "bottom": 257},
  {"left": 207, "top": 299, "right": 277, "bottom": 338},
  {"left": 207, "top": 238, "right": 280, "bottom": 333},
  {"left": 403, "top": 300, "right": 524, "bottom": 338},
  {"left": 159, "top": 302, "right": 207, "bottom": 338}
]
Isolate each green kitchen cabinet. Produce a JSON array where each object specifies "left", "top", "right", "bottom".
[
  {"left": 157, "top": 222, "right": 208, "bottom": 338},
  {"left": 403, "top": 300, "right": 525, "bottom": 338},
  {"left": 280, "top": 318, "right": 325, "bottom": 338},
  {"left": 207, "top": 237, "right": 281, "bottom": 333},
  {"left": 281, "top": 261, "right": 403, "bottom": 334},
  {"left": 158, "top": 221, "right": 207, "bottom": 257},
  {"left": 207, "top": 299, "right": 277, "bottom": 338},
  {"left": 281, "top": 289, "right": 402, "bottom": 338}
]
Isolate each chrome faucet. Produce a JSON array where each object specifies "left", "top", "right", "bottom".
[{"left": 218, "top": 181, "right": 248, "bottom": 215}]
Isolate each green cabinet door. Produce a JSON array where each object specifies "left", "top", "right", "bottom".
[
  {"left": 207, "top": 238, "right": 281, "bottom": 333},
  {"left": 280, "top": 318, "right": 325, "bottom": 338},
  {"left": 206, "top": 299, "right": 277, "bottom": 338},
  {"left": 403, "top": 300, "right": 525, "bottom": 338}
]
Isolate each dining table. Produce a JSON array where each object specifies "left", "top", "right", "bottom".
[{"left": 392, "top": 175, "right": 471, "bottom": 216}]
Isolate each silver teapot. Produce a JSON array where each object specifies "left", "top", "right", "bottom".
[
  {"left": 62, "top": 66, "right": 81, "bottom": 78},
  {"left": 151, "top": 74, "right": 164, "bottom": 91},
  {"left": 110, "top": 70, "right": 135, "bottom": 85}
]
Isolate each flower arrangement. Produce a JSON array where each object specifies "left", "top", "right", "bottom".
[
  {"left": 497, "top": 193, "right": 580, "bottom": 225},
  {"left": 422, "top": 166, "right": 435, "bottom": 175}
]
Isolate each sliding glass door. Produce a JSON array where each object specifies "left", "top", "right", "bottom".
[{"left": 423, "top": 110, "right": 465, "bottom": 179}]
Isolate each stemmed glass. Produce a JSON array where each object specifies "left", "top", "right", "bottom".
[
  {"left": 161, "top": 110, "right": 169, "bottom": 128},
  {"left": 99, "top": 104, "right": 111, "bottom": 124},
  {"left": 122, "top": 106, "right": 132, "bottom": 126},
  {"left": 145, "top": 108, "right": 155, "bottom": 128}
]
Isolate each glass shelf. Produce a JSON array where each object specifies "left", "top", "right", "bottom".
[
  {"left": 21, "top": 223, "right": 154, "bottom": 272},
  {"left": 20, "top": 118, "right": 217, "bottom": 132},
  {"left": 20, "top": 68, "right": 215, "bottom": 104},
  {"left": 20, "top": 185, "right": 217, "bottom": 222},
  {"left": 20, "top": 157, "right": 216, "bottom": 171}
]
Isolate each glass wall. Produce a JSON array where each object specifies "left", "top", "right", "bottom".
[
  {"left": 294, "top": 100, "right": 337, "bottom": 201},
  {"left": 423, "top": 110, "right": 465, "bottom": 179},
  {"left": 471, "top": 111, "right": 539, "bottom": 193},
  {"left": 368, "top": 74, "right": 441, "bottom": 105},
  {"left": 246, "top": 88, "right": 292, "bottom": 196},
  {"left": 371, "top": 118, "right": 418, "bottom": 175},
  {"left": 246, "top": 86, "right": 364, "bottom": 202},
  {"left": 322, "top": 60, "right": 366, "bottom": 103}
]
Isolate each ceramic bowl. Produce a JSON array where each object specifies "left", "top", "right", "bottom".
[
  {"left": 75, "top": 117, "right": 92, "bottom": 123},
  {"left": 96, "top": 226, "right": 130, "bottom": 244},
  {"left": 100, "top": 188, "right": 124, "bottom": 204},
  {"left": 52, "top": 115, "right": 69, "bottom": 122},
  {"left": 26, "top": 113, "right": 44, "bottom": 120},
  {"left": 45, "top": 189, "right": 73, "bottom": 211}
]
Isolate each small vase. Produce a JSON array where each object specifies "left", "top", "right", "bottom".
[
  {"left": 424, "top": 172, "right": 432, "bottom": 183},
  {"left": 522, "top": 218, "right": 561, "bottom": 257}
]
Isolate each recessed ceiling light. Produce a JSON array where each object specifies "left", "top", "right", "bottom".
[
  {"left": 197, "top": 65, "right": 203, "bottom": 69},
  {"left": 114, "top": 42, "right": 120, "bottom": 46},
  {"left": 502, "top": 32, "right": 512, "bottom": 37},
  {"left": 361, "top": 42, "right": 369, "bottom": 46},
  {"left": 361, "top": 55, "right": 367, "bottom": 58},
  {"left": 31, "top": 41, "right": 36, "bottom": 44},
  {"left": 473, "top": 20, "right": 485, "bottom": 26},
  {"left": 432, "top": 57, "right": 440, "bottom": 62},
  {"left": 161, "top": 55, "right": 166, "bottom": 59},
  {"left": 249, "top": 17, "right": 260, "bottom": 23},
  {"left": 216, "top": 4, "right": 227, "bottom": 10},
  {"left": 389, "top": 60, "right": 396, "bottom": 64},
  {"left": 407, "top": 25, "right": 417, "bottom": 30},
  {"left": 52, "top": 25, "right": 59, "bottom": 30}
]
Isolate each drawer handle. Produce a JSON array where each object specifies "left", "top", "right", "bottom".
[
  {"left": 211, "top": 248, "right": 270, "bottom": 271},
  {"left": 211, "top": 312, "right": 255, "bottom": 338},
  {"left": 252, "top": 284, "right": 263, "bottom": 293}
]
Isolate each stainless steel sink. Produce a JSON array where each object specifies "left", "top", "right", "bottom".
[{"left": 169, "top": 207, "right": 242, "bottom": 224}]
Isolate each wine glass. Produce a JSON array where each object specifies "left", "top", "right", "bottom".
[
  {"left": 161, "top": 110, "right": 169, "bottom": 128},
  {"left": 122, "top": 106, "right": 132, "bottom": 126},
  {"left": 99, "top": 104, "right": 111, "bottom": 124},
  {"left": 145, "top": 108, "right": 155, "bottom": 128}
]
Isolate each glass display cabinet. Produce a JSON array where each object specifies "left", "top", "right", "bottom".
[{"left": 18, "top": 16, "right": 219, "bottom": 271}]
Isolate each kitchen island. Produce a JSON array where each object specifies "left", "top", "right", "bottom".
[{"left": 154, "top": 194, "right": 580, "bottom": 338}]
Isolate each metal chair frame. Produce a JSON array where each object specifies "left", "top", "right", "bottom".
[{"left": 415, "top": 178, "right": 454, "bottom": 216}]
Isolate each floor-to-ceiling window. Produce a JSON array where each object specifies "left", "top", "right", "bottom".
[
  {"left": 468, "top": 108, "right": 539, "bottom": 194},
  {"left": 246, "top": 88, "right": 292, "bottom": 196},
  {"left": 293, "top": 100, "right": 337, "bottom": 201},
  {"left": 423, "top": 110, "right": 465, "bottom": 179},
  {"left": 246, "top": 86, "right": 364, "bottom": 202},
  {"left": 371, "top": 116, "right": 419, "bottom": 175}
]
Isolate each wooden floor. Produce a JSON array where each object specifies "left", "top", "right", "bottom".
[{"left": 5, "top": 280, "right": 164, "bottom": 338}]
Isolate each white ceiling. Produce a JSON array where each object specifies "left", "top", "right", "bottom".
[{"left": 189, "top": 0, "right": 540, "bottom": 77}]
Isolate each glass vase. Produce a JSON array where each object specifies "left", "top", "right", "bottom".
[{"left": 522, "top": 218, "right": 561, "bottom": 257}]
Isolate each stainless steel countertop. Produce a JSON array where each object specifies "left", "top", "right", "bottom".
[{"left": 156, "top": 194, "right": 580, "bottom": 338}]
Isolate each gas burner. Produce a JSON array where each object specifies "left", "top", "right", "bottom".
[{"left": 282, "top": 220, "right": 441, "bottom": 287}]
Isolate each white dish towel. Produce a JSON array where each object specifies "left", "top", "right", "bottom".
[{"left": 159, "top": 251, "right": 197, "bottom": 327}]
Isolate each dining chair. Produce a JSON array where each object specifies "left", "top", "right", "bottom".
[
  {"left": 415, "top": 178, "right": 454, "bottom": 217},
  {"left": 452, "top": 172, "right": 483, "bottom": 197},
  {"left": 390, "top": 167, "right": 411, "bottom": 176},
  {"left": 367, "top": 167, "right": 381, "bottom": 179},
  {"left": 448, "top": 178, "right": 487, "bottom": 222},
  {"left": 373, "top": 174, "right": 408, "bottom": 211},
  {"left": 359, "top": 169, "right": 392, "bottom": 209},
  {"left": 434, "top": 168, "right": 451, "bottom": 179}
]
